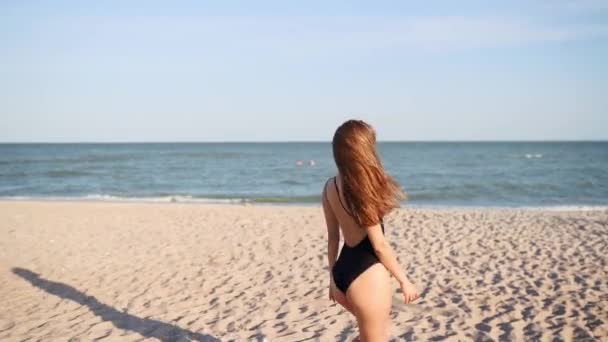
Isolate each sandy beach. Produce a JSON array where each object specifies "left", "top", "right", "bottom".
[{"left": 0, "top": 201, "right": 606, "bottom": 341}]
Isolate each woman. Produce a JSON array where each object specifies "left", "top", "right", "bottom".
[{"left": 322, "top": 120, "right": 419, "bottom": 341}]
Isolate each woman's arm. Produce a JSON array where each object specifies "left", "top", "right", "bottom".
[
  {"left": 322, "top": 184, "right": 340, "bottom": 277},
  {"left": 367, "top": 223, "right": 419, "bottom": 303},
  {"left": 366, "top": 224, "right": 407, "bottom": 281}
]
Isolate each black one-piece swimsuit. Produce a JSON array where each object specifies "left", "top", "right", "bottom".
[{"left": 329, "top": 177, "right": 385, "bottom": 294}]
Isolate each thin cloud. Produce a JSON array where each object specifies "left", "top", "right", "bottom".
[
  {"left": 548, "top": 0, "right": 608, "bottom": 12},
  {"left": 2, "top": 12, "right": 607, "bottom": 70},
  {"left": 214, "top": 15, "right": 608, "bottom": 52},
  {"left": 397, "top": 16, "right": 608, "bottom": 49}
]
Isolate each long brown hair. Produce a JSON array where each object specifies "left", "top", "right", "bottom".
[{"left": 332, "top": 120, "right": 405, "bottom": 227}]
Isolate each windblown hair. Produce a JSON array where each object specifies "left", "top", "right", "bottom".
[{"left": 332, "top": 120, "right": 405, "bottom": 227}]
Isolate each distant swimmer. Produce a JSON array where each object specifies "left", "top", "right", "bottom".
[{"left": 296, "top": 160, "right": 316, "bottom": 166}]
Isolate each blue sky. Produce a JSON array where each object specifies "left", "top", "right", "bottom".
[{"left": 1, "top": 0, "right": 607, "bottom": 142}]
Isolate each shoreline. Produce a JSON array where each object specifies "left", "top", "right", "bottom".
[{"left": 1, "top": 198, "right": 607, "bottom": 212}]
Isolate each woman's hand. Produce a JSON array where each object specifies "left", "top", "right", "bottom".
[{"left": 400, "top": 279, "right": 419, "bottom": 304}]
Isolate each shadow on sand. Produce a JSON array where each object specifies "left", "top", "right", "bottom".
[{"left": 12, "top": 267, "right": 220, "bottom": 342}]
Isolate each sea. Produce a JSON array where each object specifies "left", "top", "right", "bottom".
[{"left": 1, "top": 142, "right": 607, "bottom": 209}]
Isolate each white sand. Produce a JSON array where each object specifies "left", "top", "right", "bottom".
[{"left": 0, "top": 201, "right": 607, "bottom": 341}]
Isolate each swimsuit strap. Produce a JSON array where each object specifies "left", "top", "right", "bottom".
[
  {"left": 332, "top": 176, "right": 386, "bottom": 235},
  {"left": 323, "top": 177, "right": 332, "bottom": 202},
  {"left": 333, "top": 177, "right": 353, "bottom": 216}
]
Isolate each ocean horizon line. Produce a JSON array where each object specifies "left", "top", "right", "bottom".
[{"left": 1, "top": 139, "right": 607, "bottom": 144}]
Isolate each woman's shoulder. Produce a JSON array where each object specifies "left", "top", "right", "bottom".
[{"left": 322, "top": 176, "right": 337, "bottom": 196}]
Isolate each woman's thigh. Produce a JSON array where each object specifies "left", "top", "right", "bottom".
[
  {"left": 346, "top": 263, "right": 392, "bottom": 341},
  {"left": 333, "top": 286, "right": 355, "bottom": 314}
]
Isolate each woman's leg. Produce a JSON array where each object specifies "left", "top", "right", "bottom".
[
  {"left": 332, "top": 286, "right": 362, "bottom": 341},
  {"left": 346, "top": 264, "right": 392, "bottom": 341},
  {"left": 333, "top": 286, "right": 355, "bottom": 314}
]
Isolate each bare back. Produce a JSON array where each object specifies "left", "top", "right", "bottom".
[{"left": 325, "top": 175, "right": 370, "bottom": 247}]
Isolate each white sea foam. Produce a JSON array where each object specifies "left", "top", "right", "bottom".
[
  {"left": 0, "top": 195, "right": 249, "bottom": 204},
  {"left": 525, "top": 205, "right": 608, "bottom": 212},
  {"left": 405, "top": 203, "right": 608, "bottom": 212},
  {"left": 2, "top": 196, "right": 607, "bottom": 211}
]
